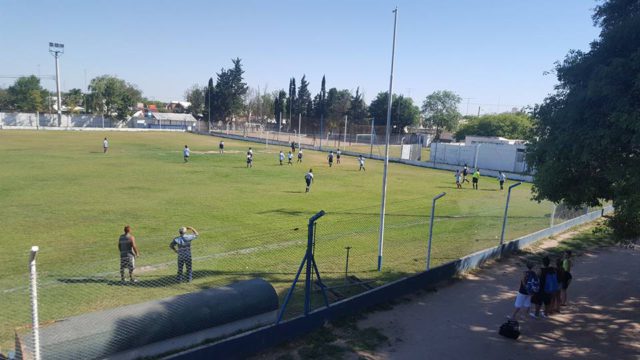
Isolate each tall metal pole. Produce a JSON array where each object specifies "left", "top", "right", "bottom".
[
  {"left": 319, "top": 114, "right": 324, "bottom": 150},
  {"left": 427, "top": 192, "right": 446, "bottom": 270},
  {"left": 29, "top": 246, "right": 41, "bottom": 360},
  {"left": 377, "top": 7, "right": 398, "bottom": 271},
  {"left": 298, "top": 113, "right": 302, "bottom": 148},
  {"left": 54, "top": 55, "right": 62, "bottom": 127},
  {"left": 500, "top": 182, "right": 522, "bottom": 246}
]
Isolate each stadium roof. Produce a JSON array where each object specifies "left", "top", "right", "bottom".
[{"left": 150, "top": 112, "right": 197, "bottom": 122}]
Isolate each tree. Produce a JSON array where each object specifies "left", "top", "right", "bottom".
[
  {"left": 184, "top": 84, "right": 205, "bottom": 118},
  {"left": 0, "top": 88, "right": 9, "bottom": 110},
  {"left": 210, "top": 58, "right": 248, "bottom": 123},
  {"left": 347, "top": 87, "right": 368, "bottom": 126},
  {"left": 274, "top": 90, "right": 287, "bottom": 129},
  {"left": 86, "top": 75, "right": 142, "bottom": 120},
  {"left": 422, "top": 90, "right": 462, "bottom": 139},
  {"left": 369, "top": 92, "right": 421, "bottom": 132},
  {"left": 7, "top": 76, "right": 49, "bottom": 112},
  {"left": 287, "top": 77, "right": 296, "bottom": 130},
  {"left": 527, "top": 0, "right": 640, "bottom": 238},
  {"left": 204, "top": 78, "right": 214, "bottom": 123},
  {"left": 296, "top": 75, "right": 312, "bottom": 119},
  {"left": 455, "top": 112, "right": 533, "bottom": 141},
  {"left": 325, "top": 88, "right": 351, "bottom": 131},
  {"left": 64, "top": 88, "right": 84, "bottom": 112}
]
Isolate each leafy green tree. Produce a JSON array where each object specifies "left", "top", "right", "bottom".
[
  {"left": 455, "top": 112, "right": 532, "bottom": 141},
  {"left": 527, "top": 0, "right": 640, "bottom": 238},
  {"left": 0, "top": 88, "right": 9, "bottom": 110},
  {"left": 325, "top": 88, "right": 351, "bottom": 130},
  {"left": 369, "top": 92, "right": 420, "bottom": 132},
  {"left": 64, "top": 88, "right": 84, "bottom": 112},
  {"left": 422, "top": 90, "right": 462, "bottom": 139},
  {"left": 296, "top": 75, "right": 312, "bottom": 119},
  {"left": 7, "top": 75, "right": 49, "bottom": 112},
  {"left": 347, "top": 87, "right": 368, "bottom": 126},
  {"left": 86, "top": 75, "right": 142, "bottom": 120},
  {"left": 211, "top": 58, "right": 248, "bottom": 123},
  {"left": 287, "top": 77, "right": 296, "bottom": 129},
  {"left": 274, "top": 90, "right": 287, "bottom": 129},
  {"left": 184, "top": 84, "right": 205, "bottom": 118}
]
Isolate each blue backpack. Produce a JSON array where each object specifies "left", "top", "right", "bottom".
[
  {"left": 525, "top": 271, "right": 540, "bottom": 295},
  {"left": 543, "top": 271, "right": 559, "bottom": 294}
]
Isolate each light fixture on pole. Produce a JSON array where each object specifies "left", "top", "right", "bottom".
[
  {"left": 48, "top": 42, "right": 64, "bottom": 127},
  {"left": 377, "top": 7, "right": 398, "bottom": 271}
]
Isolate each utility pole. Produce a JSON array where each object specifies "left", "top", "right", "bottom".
[
  {"left": 48, "top": 42, "right": 64, "bottom": 127},
  {"left": 377, "top": 7, "right": 398, "bottom": 271},
  {"left": 343, "top": 115, "right": 348, "bottom": 144}
]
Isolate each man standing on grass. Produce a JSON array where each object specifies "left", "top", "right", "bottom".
[
  {"left": 103, "top": 137, "right": 109, "bottom": 153},
  {"left": 336, "top": 149, "right": 342, "bottom": 164},
  {"left": 170, "top": 226, "right": 199, "bottom": 282},
  {"left": 288, "top": 151, "right": 293, "bottom": 165},
  {"left": 328, "top": 151, "right": 334, "bottom": 167},
  {"left": 118, "top": 225, "right": 140, "bottom": 283},
  {"left": 305, "top": 169, "right": 314, "bottom": 193},
  {"left": 279, "top": 150, "right": 285, "bottom": 165},
  {"left": 462, "top": 164, "right": 470, "bottom": 184},
  {"left": 219, "top": 141, "right": 224, "bottom": 154},
  {"left": 498, "top": 171, "right": 507, "bottom": 190},
  {"left": 183, "top": 145, "right": 190, "bottom": 163},
  {"left": 297, "top": 149, "right": 303, "bottom": 163},
  {"left": 472, "top": 168, "right": 480, "bottom": 190},
  {"left": 359, "top": 155, "right": 366, "bottom": 171}
]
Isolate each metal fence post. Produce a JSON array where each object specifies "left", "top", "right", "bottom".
[
  {"left": 29, "top": 246, "right": 41, "bottom": 360},
  {"left": 500, "top": 182, "right": 522, "bottom": 246},
  {"left": 427, "top": 192, "right": 446, "bottom": 270}
]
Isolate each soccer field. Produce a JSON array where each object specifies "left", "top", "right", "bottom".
[{"left": 0, "top": 130, "right": 554, "bottom": 349}]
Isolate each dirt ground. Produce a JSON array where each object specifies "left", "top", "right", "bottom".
[
  {"left": 251, "top": 229, "right": 640, "bottom": 360},
  {"left": 359, "top": 244, "right": 640, "bottom": 360}
]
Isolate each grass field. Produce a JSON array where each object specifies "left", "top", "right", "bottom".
[{"left": 0, "top": 130, "right": 556, "bottom": 351}]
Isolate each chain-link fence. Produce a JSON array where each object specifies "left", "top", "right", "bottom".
[{"left": 1, "top": 196, "right": 601, "bottom": 359}]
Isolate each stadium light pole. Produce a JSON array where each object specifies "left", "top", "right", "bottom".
[
  {"left": 377, "top": 7, "right": 398, "bottom": 272},
  {"left": 29, "top": 246, "right": 41, "bottom": 360},
  {"left": 500, "top": 182, "right": 522, "bottom": 247},
  {"left": 49, "top": 42, "right": 64, "bottom": 127}
]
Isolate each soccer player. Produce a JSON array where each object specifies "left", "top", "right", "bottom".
[
  {"left": 462, "top": 164, "right": 470, "bottom": 183},
  {"left": 297, "top": 149, "right": 303, "bottom": 163},
  {"left": 336, "top": 149, "right": 342, "bottom": 164},
  {"left": 219, "top": 141, "right": 224, "bottom": 154},
  {"left": 183, "top": 145, "right": 190, "bottom": 163},
  {"left": 498, "top": 171, "right": 507, "bottom": 190},
  {"left": 358, "top": 155, "right": 366, "bottom": 171},
  {"left": 118, "top": 225, "right": 140, "bottom": 283},
  {"left": 305, "top": 169, "right": 314, "bottom": 193},
  {"left": 455, "top": 170, "right": 462, "bottom": 189},
  {"left": 169, "top": 226, "right": 199, "bottom": 282},
  {"left": 248, "top": 147, "right": 253, "bottom": 157},
  {"left": 288, "top": 151, "right": 293, "bottom": 165},
  {"left": 246, "top": 153, "right": 253, "bottom": 168},
  {"left": 291, "top": 141, "right": 296, "bottom": 153},
  {"left": 103, "top": 137, "right": 109, "bottom": 153},
  {"left": 279, "top": 150, "right": 285, "bottom": 165},
  {"left": 472, "top": 168, "right": 480, "bottom": 190},
  {"left": 328, "top": 151, "right": 334, "bottom": 167}
]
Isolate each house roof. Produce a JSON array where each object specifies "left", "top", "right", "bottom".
[
  {"left": 150, "top": 112, "right": 197, "bottom": 122},
  {"left": 169, "top": 101, "right": 191, "bottom": 108}
]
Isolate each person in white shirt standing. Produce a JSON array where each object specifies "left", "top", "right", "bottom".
[
  {"left": 358, "top": 155, "right": 366, "bottom": 171},
  {"left": 170, "top": 226, "right": 199, "bottom": 282},
  {"left": 279, "top": 150, "right": 285, "bottom": 165},
  {"left": 305, "top": 169, "right": 314, "bottom": 193},
  {"left": 183, "top": 145, "right": 190, "bottom": 163},
  {"left": 103, "top": 137, "right": 109, "bottom": 154},
  {"left": 498, "top": 171, "right": 507, "bottom": 190}
]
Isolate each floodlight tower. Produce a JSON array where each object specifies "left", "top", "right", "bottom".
[{"left": 49, "top": 42, "right": 64, "bottom": 126}]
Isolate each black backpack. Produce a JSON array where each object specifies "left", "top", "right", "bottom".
[{"left": 499, "top": 320, "right": 520, "bottom": 340}]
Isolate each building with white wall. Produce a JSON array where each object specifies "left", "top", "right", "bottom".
[{"left": 430, "top": 136, "right": 529, "bottom": 173}]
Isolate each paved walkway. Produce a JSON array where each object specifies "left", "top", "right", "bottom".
[{"left": 359, "top": 246, "right": 640, "bottom": 360}]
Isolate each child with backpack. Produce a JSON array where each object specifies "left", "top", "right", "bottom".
[
  {"left": 510, "top": 262, "right": 538, "bottom": 321},
  {"left": 532, "top": 256, "right": 559, "bottom": 318}
]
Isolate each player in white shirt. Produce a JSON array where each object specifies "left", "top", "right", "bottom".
[
  {"left": 305, "top": 169, "right": 314, "bottom": 193},
  {"left": 183, "top": 145, "right": 190, "bottom": 162},
  {"left": 103, "top": 138, "right": 109, "bottom": 153},
  {"left": 358, "top": 155, "right": 366, "bottom": 171},
  {"left": 279, "top": 150, "right": 285, "bottom": 165},
  {"left": 297, "top": 149, "right": 303, "bottom": 163},
  {"left": 498, "top": 171, "right": 507, "bottom": 190},
  {"left": 287, "top": 151, "right": 293, "bottom": 165},
  {"left": 336, "top": 149, "right": 342, "bottom": 164}
]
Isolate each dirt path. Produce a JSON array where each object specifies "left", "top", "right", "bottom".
[{"left": 359, "top": 245, "right": 640, "bottom": 360}]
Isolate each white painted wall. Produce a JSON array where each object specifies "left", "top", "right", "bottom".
[{"left": 430, "top": 142, "right": 529, "bottom": 173}]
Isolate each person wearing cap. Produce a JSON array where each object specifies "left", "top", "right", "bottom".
[{"left": 169, "top": 226, "right": 199, "bottom": 282}]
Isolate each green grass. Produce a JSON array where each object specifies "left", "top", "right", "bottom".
[{"left": 0, "top": 130, "right": 557, "bottom": 350}]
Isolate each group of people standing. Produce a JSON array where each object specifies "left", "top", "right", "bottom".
[
  {"left": 510, "top": 251, "right": 573, "bottom": 321},
  {"left": 454, "top": 165, "right": 507, "bottom": 190},
  {"left": 118, "top": 225, "right": 200, "bottom": 284}
]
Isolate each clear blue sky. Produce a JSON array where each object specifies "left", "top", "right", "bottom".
[{"left": 0, "top": 0, "right": 601, "bottom": 114}]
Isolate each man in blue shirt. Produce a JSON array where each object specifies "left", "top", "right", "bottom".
[{"left": 170, "top": 226, "right": 199, "bottom": 282}]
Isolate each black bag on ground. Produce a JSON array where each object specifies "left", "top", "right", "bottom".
[{"left": 499, "top": 320, "right": 520, "bottom": 339}]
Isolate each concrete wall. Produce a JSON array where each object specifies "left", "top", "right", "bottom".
[
  {"left": 0, "top": 112, "right": 120, "bottom": 128},
  {"left": 431, "top": 142, "right": 529, "bottom": 174},
  {"left": 170, "top": 206, "right": 613, "bottom": 359}
]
